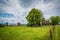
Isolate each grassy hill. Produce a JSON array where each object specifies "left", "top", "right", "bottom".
[{"left": 0, "top": 26, "right": 51, "bottom": 40}]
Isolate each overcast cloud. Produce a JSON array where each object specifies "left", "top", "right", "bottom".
[{"left": 0, "top": 0, "right": 60, "bottom": 24}]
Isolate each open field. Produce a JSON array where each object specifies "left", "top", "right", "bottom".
[
  {"left": 53, "top": 25, "right": 60, "bottom": 40},
  {"left": 0, "top": 26, "right": 51, "bottom": 40}
]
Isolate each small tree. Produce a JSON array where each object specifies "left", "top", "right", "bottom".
[
  {"left": 42, "top": 18, "right": 46, "bottom": 25},
  {"left": 50, "top": 16, "right": 60, "bottom": 32},
  {"left": 17, "top": 22, "right": 20, "bottom": 26},
  {"left": 42, "top": 18, "right": 49, "bottom": 26},
  {"left": 45, "top": 19, "right": 49, "bottom": 25},
  {"left": 26, "top": 8, "right": 43, "bottom": 27},
  {"left": 6, "top": 22, "right": 9, "bottom": 26},
  {"left": 50, "top": 16, "right": 60, "bottom": 25},
  {"left": 0, "top": 24, "right": 5, "bottom": 28}
]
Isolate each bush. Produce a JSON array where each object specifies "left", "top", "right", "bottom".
[{"left": 0, "top": 24, "right": 5, "bottom": 28}]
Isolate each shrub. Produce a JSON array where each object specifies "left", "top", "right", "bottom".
[{"left": 0, "top": 24, "right": 5, "bottom": 28}]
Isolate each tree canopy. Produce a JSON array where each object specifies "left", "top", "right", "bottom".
[
  {"left": 50, "top": 16, "right": 60, "bottom": 25},
  {"left": 26, "top": 8, "right": 43, "bottom": 27}
]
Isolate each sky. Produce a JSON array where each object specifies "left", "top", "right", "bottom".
[{"left": 0, "top": 0, "right": 60, "bottom": 24}]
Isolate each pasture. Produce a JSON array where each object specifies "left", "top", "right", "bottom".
[
  {"left": 53, "top": 25, "right": 60, "bottom": 40},
  {"left": 0, "top": 26, "right": 51, "bottom": 40}
]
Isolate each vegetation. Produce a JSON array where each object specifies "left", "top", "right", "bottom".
[
  {"left": 0, "top": 26, "right": 50, "bottom": 40},
  {"left": 56, "top": 26, "right": 60, "bottom": 40},
  {"left": 0, "top": 8, "right": 60, "bottom": 40},
  {"left": 26, "top": 8, "right": 60, "bottom": 27},
  {"left": 50, "top": 16, "right": 60, "bottom": 33},
  {"left": 0, "top": 24, "right": 5, "bottom": 28},
  {"left": 26, "top": 8, "right": 43, "bottom": 27},
  {"left": 50, "top": 16, "right": 60, "bottom": 25},
  {"left": 53, "top": 25, "right": 60, "bottom": 40}
]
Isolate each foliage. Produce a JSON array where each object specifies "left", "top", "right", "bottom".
[
  {"left": 42, "top": 18, "right": 46, "bottom": 25},
  {"left": 50, "top": 16, "right": 60, "bottom": 25},
  {"left": 0, "top": 24, "right": 5, "bottom": 28},
  {"left": 17, "top": 22, "right": 21, "bottom": 26},
  {"left": 26, "top": 8, "right": 43, "bottom": 26}
]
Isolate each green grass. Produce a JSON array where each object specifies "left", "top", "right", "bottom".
[
  {"left": 53, "top": 25, "right": 60, "bottom": 40},
  {"left": 0, "top": 26, "right": 51, "bottom": 40},
  {"left": 55, "top": 25, "right": 60, "bottom": 40}
]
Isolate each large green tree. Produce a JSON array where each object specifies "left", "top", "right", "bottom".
[{"left": 26, "top": 8, "right": 43, "bottom": 27}]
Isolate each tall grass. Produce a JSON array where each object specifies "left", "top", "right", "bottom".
[{"left": 0, "top": 26, "right": 50, "bottom": 40}]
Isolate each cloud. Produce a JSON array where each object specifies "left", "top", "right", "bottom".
[
  {"left": 33, "top": 0, "right": 60, "bottom": 19},
  {"left": 0, "top": 0, "right": 60, "bottom": 24},
  {"left": 20, "top": 0, "right": 41, "bottom": 8},
  {"left": 0, "top": 0, "right": 27, "bottom": 24}
]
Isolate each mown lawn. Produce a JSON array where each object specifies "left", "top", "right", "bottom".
[{"left": 0, "top": 26, "right": 51, "bottom": 40}]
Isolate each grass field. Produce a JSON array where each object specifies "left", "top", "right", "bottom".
[
  {"left": 0, "top": 26, "right": 51, "bottom": 40},
  {"left": 51, "top": 25, "right": 60, "bottom": 40},
  {"left": 53, "top": 25, "right": 60, "bottom": 40}
]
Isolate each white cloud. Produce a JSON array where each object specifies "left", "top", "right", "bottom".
[
  {"left": 0, "top": 0, "right": 60, "bottom": 24},
  {"left": 33, "top": 0, "right": 60, "bottom": 19},
  {"left": 0, "top": 0, "right": 27, "bottom": 24}
]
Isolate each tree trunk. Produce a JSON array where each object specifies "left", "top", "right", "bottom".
[{"left": 52, "top": 25, "right": 55, "bottom": 33}]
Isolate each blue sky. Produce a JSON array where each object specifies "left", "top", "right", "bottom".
[{"left": 0, "top": 0, "right": 60, "bottom": 24}]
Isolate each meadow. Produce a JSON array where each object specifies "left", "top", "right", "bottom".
[
  {"left": 0, "top": 26, "right": 51, "bottom": 40},
  {"left": 53, "top": 25, "right": 60, "bottom": 40}
]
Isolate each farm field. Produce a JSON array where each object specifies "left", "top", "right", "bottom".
[
  {"left": 53, "top": 25, "right": 60, "bottom": 40},
  {"left": 0, "top": 26, "right": 51, "bottom": 40}
]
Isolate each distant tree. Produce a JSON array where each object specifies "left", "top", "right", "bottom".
[
  {"left": 42, "top": 18, "right": 46, "bottom": 25},
  {"left": 6, "top": 22, "right": 9, "bottom": 26},
  {"left": 50, "top": 16, "right": 60, "bottom": 25},
  {"left": 17, "top": 22, "right": 20, "bottom": 26},
  {"left": 45, "top": 19, "right": 49, "bottom": 25},
  {"left": 50, "top": 16, "right": 60, "bottom": 32},
  {"left": 26, "top": 8, "right": 43, "bottom": 27},
  {"left": 0, "top": 24, "right": 5, "bottom": 28},
  {"left": 42, "top": 18, "right": 49, "bottom": 26}
]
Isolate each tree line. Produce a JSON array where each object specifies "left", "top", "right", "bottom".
[
  {"left": 26, "top": 8, "right": 60, "bottom": 27},
  {"left": 0, "top": 8, "right": 60, "bottom": 27}
]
